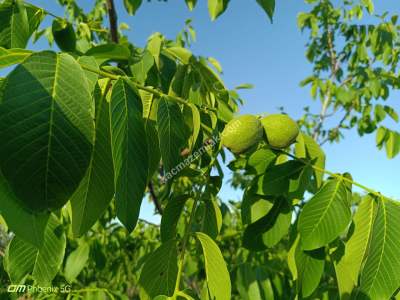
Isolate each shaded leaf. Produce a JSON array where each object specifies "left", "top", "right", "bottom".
[
  {"left": 71, "top": 82, "right": 114, "bottom": 237},
  {"left": 110, "top": 78, "right": 148, "bottom": 232},
  {"left": 0, "top": 51, "right": 94, "bottom": 212},
  {"left": 139, "top": 239, "right": 178, "bottom": 299},
  {"left": 64, "top": 242, "right": 90, "bottom": 283}
]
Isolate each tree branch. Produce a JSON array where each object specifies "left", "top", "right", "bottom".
[
  {"left": 106, "top": 0, "right": 119, "bottom": 43},
  {"left": 313, "top": 29, "right": 337, "bottom": 142},
  {"left": 148, "top": 182, "right": 163, "bottom": 215}
]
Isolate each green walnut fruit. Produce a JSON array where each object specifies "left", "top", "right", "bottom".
[
  {"left": 261, "top": 114, "right": 299, "bottom": 149},
  {"left": 221, "top": 115, "right": 263, "bottom": 154}
]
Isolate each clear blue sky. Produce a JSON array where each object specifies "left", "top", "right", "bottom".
[{"left": 5, "top": 0, "right": 400, "bottom": 223}]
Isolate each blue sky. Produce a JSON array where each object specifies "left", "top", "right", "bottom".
[{"left": 5, "top": 0, "right": 400, "bottom": 222}]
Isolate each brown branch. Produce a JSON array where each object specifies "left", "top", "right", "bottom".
[
  {"left": 313, "top": 28, "right": 338, "bottom": 142},
  {"left": 148, "top": 182, "right": 163, "bottom": 215},
  {"left": 320, "top": 109, "right": 351, "bottom": 146},
  {"left": 106, "top": 0, "right": 119, "bottom": 43},
  {"left": 0, "top": 249, "right": 4, "bottom": 257}
]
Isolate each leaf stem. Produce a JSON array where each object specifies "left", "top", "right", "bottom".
[
  {"left": 79, "top": 63, "right": 217, "bottom": 112},
  {"left": 280, "top": 150, "right": 383, "bottom": 199},
  {"left": 172, "top": 187, "right": 202, "bottom": 299}
]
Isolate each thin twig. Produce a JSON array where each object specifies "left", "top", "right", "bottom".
[
  {"left": 106, "top": 0, "right": 119, "bottom": 43},
  {"left": 148, "top": 182, "right": 163, "bottom": 215}
]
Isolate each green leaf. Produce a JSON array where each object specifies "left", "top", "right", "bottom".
[
  {"left": 77, "top": 55, "right": 99, "bottom": 95},
  {"left": 157, "top": 97, "right": 187, "bottom": 174},
  {"left": 123, "top": 0, "right": 142, "bottom": 15},
  {"left": 195, "top": 232, "right": 231, "bottom": 300},
  {"left": 255, "top": 0, "right": 275, "bottom": 22},
  {"left": 302, "top": 134, "right": 326, "bottom": 188},
  {"left": 253, "top": 160, "right": 304, "bottom": 196},
  {"left": 71, "top": 83, "right": 114, "bottom": 237},
  {"left": 294, "top": 238, "right": 325, "bottom": 298},
  {"left": 147, "top": 33, "right": 163, "bottom": 68},
  {"left": 208, "top": 57, "right": 223, "bottom": 73},
  {"left": 85, "top": 44, "right": 131, "bottom": 65},
  {"left": 186, "top": 103, "right": 201, "bottom": 151},
  {"left": 185, "top": 0, "right": 197, "bottom": 11},
  {"left": 131, "top": 50, "right": 154, "bottom": 85},
  {"left": 0, "top": 169, "right": 49, "bottom": 247},
  {"left": 110, "top": 78, "right": 148, "bottom": 231},
  {"left": 52, "top": 19, "right": 76, "bottom": 52},
  {"left": 243, "top": 198, "right": 292, "bottom": 250},
  {"left": 5, "top": 214, "right": 66, "bottom": 286},
  {"left": 160, "top": 195, "right": 189, "bottom": 242},
  {"left": 64, "top": 242, "right": 90, "bottom": 283},
  {"left": 235, "top": 83, "right": 254, "bottom": 90},
  {"left": 0, "top": 0, "right": 30, "bottom": 49},
  {"left": 361, "top": 0, "right": 374, "bottom": 14},
  {"left": 246, "top": 147, "right": 276, "bottom": 175},
  {"left": 0, "top": 47, "right": 32, "bottom": 69},
  {"left": 383, "top": 105, "right": 399, "bottom": 122},
  {"left": 208, "top": 0, "right": 230, "bottom": 21},
  {"left": 0, "top": 51, "right": 94, "bottom": 212},
  {"left": 139, "top": 239, "right": 178, "bottom": 299},
  {"left": 241, "top": 191, "right": 274, "bottom": 225},
  {"left": 196, "top": 199, "right": 222, "bottom": 239},
  {"left": 298, "top": 179, "right": 351, "bottom": 250},
  {"left": 334, "top": 196, "right": 377, "bottom": 298},
  {"left": 385, "top": 130, "right": 400, "bottom": 159},
  {"left": 376, "top": 126, "right": 388, "bottom": 148},
  {"left": 358, "top": 198, "right": 400, "bottom": 299},
  {"left": 163, "top": 47, "right": 193, "bottom": 64},
  {"left": 236, "top": 263, "right": 263, "bottom": 300}
]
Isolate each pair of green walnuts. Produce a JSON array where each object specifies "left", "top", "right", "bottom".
[{"left": 221, "top": 114, "right": 299, "bottom": 154}]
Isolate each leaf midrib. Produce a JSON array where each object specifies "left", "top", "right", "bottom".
[
  {"left": 44, "top": 53, "right": 59, "bottom": 203},
  {"left": 363, "top": 198, "right": 387, "bottom": 296},
  {"left": 305, "top": 180, "right": 341, "bottom": 244}
]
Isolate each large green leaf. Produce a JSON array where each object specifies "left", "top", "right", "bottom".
[
  {"left": 139, "top": 239, "right": 178, "bottom": 299},
  {"left": 157, "top": 97, "right": 187, "bottom": 175},
  {"left": 334, "top": 195, "right": 377, "bottom": 298},
  {"left": 298, "top": 179, "right": 351, "bottom": 250},
  {"left": 0, "top": 0, "right": 30, "bottom": 49},
  {"left": 64, "top": 241, "right": 90, "bottom": 283},
  {"left": 195, "top": 232, "right": 231, "bottom": 300},
  {"left": 0, "top": 169, "right": 49, "bottom": 247},
  {"left": 5, "top": 214, "right": 66, "bottom": 285},
  {"left": 71, "top": 83, "right": 114, "bottom": 237},
  {"left": 0, "top": 47, "right": 31, "bottom": 69},
  {"left": 358, "top": 198, "right": 400, "bottom": 299},
  {"left": 0, "top": 51, "right": 94, "bottom": 212},
  {"left": 110, "top": 78, "right": 148, "bottom": 231}
]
